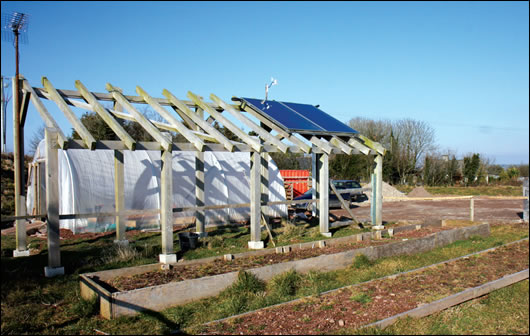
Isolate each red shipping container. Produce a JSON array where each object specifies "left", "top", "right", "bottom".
[{"left": 280, "top": 170, "right": 310, "bottom": 199}]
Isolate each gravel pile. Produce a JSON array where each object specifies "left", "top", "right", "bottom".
[
  {"left": 407, "top": 186, "right": 433, "bottom": 197},
  {"left": 361, "top": 181, "right": 406, "bottom": 201}
]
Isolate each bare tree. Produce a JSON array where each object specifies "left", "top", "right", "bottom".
[{"left": 391, "top": 119, "right": 435, "bottom": 184}]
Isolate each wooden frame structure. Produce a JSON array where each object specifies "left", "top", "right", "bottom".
[{"left": 10, "top": 75, "right": 385, "bottom": 276}]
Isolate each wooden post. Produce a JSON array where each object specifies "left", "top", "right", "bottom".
[
  {"left": 113, "top": 150, "right": 127, "bottom": 244},
  {"left": 44, "top": 128, "right": 64, "bottom": 277},
  {"left": 248, "top": 151, "right": 264, "bottom": 249},
  {"left": 193, "top": 107, "right": 206, "bottom": 237},
  {"left": 373, "top": 154, "right": 384, "bottom": 228},
  {"left": 12, "top": 77, "right": 29, "bottom": 256},
  {"left": 315, "top": 152, "right": 331, "bottom": 237},
  {"left": 159, "top": 149, "right": 176, "bottom": 263},
  {"left": 470, "top": 198, "right": 474, "bottom": 222},
  {"left": 311, "top": 148, "right": 317, "bottom": 217},
  {"left": 261, "top": 152, "right": 270, "bottom": 225}
]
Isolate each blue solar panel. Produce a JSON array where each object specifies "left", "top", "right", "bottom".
[{"left": 241, "top": 98, "right": 358, "bottom": 136}]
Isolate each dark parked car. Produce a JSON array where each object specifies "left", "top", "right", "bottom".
[{"left": 291, "top": 180, "right": 364, "bottom": 211}]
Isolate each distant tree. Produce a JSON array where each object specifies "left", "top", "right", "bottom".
[
  {"left": 329, "top": 154, "right": 365, "bottom": 180},
  {"left": 517, "top": 164, "right": 529, "bottom": 177},
  {"left": 463, "top": 153, "right": 481, "bottom": 186},
  {"left": 269, "top": 152, "right": 302, "bottom": 170}
]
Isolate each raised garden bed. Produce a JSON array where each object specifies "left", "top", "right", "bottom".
[
  {"left": 199, "top": 239, "right": 529, "bottom": 335},
  {"left": 80, "top": 221, "right": 491, "bottom": 319}
]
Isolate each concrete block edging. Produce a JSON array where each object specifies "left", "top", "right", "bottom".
[{"left": 81, "top": 223, "right": 492, "bottom": 319}]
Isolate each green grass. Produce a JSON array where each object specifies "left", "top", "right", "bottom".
[
  {"left": 350, "top": 280, "right": 529, "bottom": 335},
  {"left": 394, "top": 185, "right": 523, "bottom": 197},
  {"left": 1, "top": 223, "right": 527, "bottom": 335}
]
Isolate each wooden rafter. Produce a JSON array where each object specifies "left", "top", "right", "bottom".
[
  {"left": 188, "top": 91, "right": 261, "bottom": 152},
  {"left": 210, "top": 93, "right": 289, "bottom": 153},
  {"left": 137, "top": 86, "right": 205, "bottom": 152},
  {"left": 21, "top": 79, "right": 68, "bottom": 149},
  {"left": 42, "top": 77, "right": 96, "bottom": 150},
  {"left": 106, "top": 83, "right": 172, "bottom": 151},
  {"left": 75, "top": 80, "right": 136, "bottom": 150},
  {"left": 162, "top": 89, "right": 234, "bottom": 152}
]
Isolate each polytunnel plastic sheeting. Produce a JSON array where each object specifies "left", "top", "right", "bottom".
[{"left": 26, "top": 141, "right": 287, "bottom": 233}]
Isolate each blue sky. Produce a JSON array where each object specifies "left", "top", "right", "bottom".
[{"left": 1, "top": 1, "right": 528, "bottom": 165}]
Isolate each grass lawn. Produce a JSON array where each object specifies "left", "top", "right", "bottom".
[
  {"left": 1, "top": 222, "right": 527, "bottom": 335},
  {"left": 395, "top": 185, "right": 523, "bottom": 197}
]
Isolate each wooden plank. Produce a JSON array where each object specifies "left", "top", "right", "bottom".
[
  {"left": 75, "top": 80, "right": 136, "bottom": 150},
  {"left": 136, "top": 86, "right": 205, "bottom": 152},
  {"left": 210, "top": 94, "right": 289, "bottom": 153},
  {"left": 106, "top": 83, "right": 172, "bottom": 151},
  {"left": 188, "top": 91, "right": 261, "bottom": 153},
  {"left": 330, "top": 136, "right": 353, "bottom": 155},
  {"left": 162, "top": 89, "right": 234, "bottom": 151},
  {"left": 43, "top": 77, "right": 98, "bottom": 150},
  {"left": 239, "top": 104, "right": 312, "bottom": 154},
  {"left": 21, "top": 79, "right": 68, "bottom": 149},
  {"left": 329, "top": 182, "right": 359, "bottom": 225},
  {"left": 348, "top": 137, "right": 371, "bottom": 155}
]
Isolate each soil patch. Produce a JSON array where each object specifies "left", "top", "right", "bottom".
[
  {"left": 407, "top": 186, "right": 433, "bottom": 197},
  {"left": 105, "top": 226, "right": 449, "bottom": 292},
  {"left": 200, "top": 240, "right": 529, "bottom": 335}
]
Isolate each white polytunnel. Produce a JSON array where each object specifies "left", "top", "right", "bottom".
[{"left": 26, "top": 140, "right": 287, "bottom": 233}]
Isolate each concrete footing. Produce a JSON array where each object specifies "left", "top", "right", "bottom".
[
  {"left": 195, "top": 232, "right": 208, "bottom": 238},
  {"left": 248, "top": 241, "right": 264, "bottom": 249},
  {"left": 13, "top": 249, "right": 30, "bottom": 257},
  {"left": 44, "top": 266, "right": 65, "bottom": 278},
  {"left": 159, "top": 254, "right": 177, "bottom": 264},
  {"left": 320, "top": 232, "right": 332, "bottom": 238},
  {"left": 113, "top": 240, "right": 129, "bottom": 246}
]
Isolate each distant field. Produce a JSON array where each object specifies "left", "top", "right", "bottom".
[{"left": 395, "top": 185, "right": 523, "bottom": 197}]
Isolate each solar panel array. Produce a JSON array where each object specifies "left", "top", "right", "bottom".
[{"left": 240, "top": 98, "right": 358, "bottom": 136}]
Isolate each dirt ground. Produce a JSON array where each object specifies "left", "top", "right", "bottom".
[
  {"left": 332, "top": 197, "right": 525, "bottom": 223},
  {"left": 200, "top": 239, "right": 529, "bottom": 335}
]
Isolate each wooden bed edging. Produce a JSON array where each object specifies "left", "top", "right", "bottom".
[{"left": 362, "top": 268, "right": 529, "bottom": 330}]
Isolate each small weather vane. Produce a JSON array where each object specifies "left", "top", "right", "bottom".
[{"left": 262, "top": 77, "right": 278, "bottom": 104}]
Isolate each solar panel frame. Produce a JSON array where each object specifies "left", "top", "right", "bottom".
[{"left": 240, "top": 97, "right": 358, "bottom": 137}]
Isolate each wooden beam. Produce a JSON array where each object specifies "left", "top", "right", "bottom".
[
  {"left": 114, "top": 149, "right": 127, "bottom": 242},
  {"left": 249, "top": 151, "right": 264, "bottom": 249},
  {"left": 32, "top": 86, "right": 238, "bottom": 111},
  {"left": 106, "top": 83, "right": 172, "bottom": 151},
  {"left": 357, "top": 134, "right": 386, "bottom": 155},
  {"left": 330, "top": 136, "right": 353, "bottom": 155},
  {"left": 305, "top": 135, "right": 333, "bottom": 155},
  {"left": 239, "top": 103, "right": 312, "bottom": 154},
  {"left": 21, "top": 80, "right": 68, "bottom": 149},
  {"left": 162, "top": 89, "right": 234, "bottom": 152},
  {"left": 210, "top": 94, "right": 289, "bottom": 153},
  {"left": 348, "top": 137, "right": 371, "bottom": 155},
  {"left": 329, "top": 182, "right": 359, "bottom": 226},
  {"left": 19, "top": 91, "right": 30, "bottom": 127},
  {"left": 136, "top": 86, "right": 205, "bottom": 152},
  {"left": 188, "top": 91, "right": 261, "bottom": 153},
  {"left": 75, "top": 80, "right": 136, "bottom": 150},
  {"left": 42, "top": 78, "right": 97, "bottom": 149}
]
